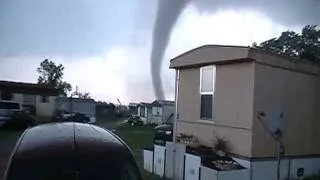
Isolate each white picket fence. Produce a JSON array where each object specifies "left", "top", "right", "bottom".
[
  {"left": 153, "top": 145, "right": 166, "bottom": 177},
  {"left": 200, "top": 166, "right": 249, "bottom": 180},
  {"left": 184, "top": 153, "right": 201, "bottom": 180},
  {"left": 143, "top": 150, "right": 153, "bottom": 173},
  {"left": 143, "top": 143, "right": 320, "bottom": 180},
  {"left": 143, "top": 143, "right": 251, "bottom": 180}
]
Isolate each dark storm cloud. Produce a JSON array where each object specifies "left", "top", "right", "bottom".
[
  {"left": 0, "top": 0, "right": 138, "bottom": 57},
  {"left": 193, "top": 0, "right": 320, "bottom": 25},
  {"left": 150, "top": 0, "right": 320, "bottom": 100}
]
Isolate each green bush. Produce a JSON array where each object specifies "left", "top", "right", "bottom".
[{"left": 304, "top": 175, "right": 320, "bottom": 180}]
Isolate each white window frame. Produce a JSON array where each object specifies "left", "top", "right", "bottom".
[
  {"left": 200, "top": 65, "right": 216, "bottom": 95},
  {"left": 199, "top": 65, "right": 216, "bottom": 121}
]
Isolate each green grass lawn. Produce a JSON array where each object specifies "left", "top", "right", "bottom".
[
  {"left": 115, "top": 124, "right": 160, "bottom": 180},
  {"left": 304, "top": 175, "right": 320, "bottom": 180},
  {"left": 0, "top": 129, "right": 23, "bottom": 140}
]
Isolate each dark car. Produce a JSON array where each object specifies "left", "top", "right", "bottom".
[
  {"left": 127, "top": 115, "right": 143, "bottom": 126},
  {"left": 4, "top": 122, "right": 143, "bottom": 180},
  {"left": 154, "top": 124, "right": 173, "bottom": 145},
  {"left": 2, "top": 111, "right": 36, "bottom": 130},
  {"left": 64, "top": 113, "right": 90, "bottom": 123}
]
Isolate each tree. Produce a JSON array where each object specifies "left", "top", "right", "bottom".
[
  {"left": 77, "top": 92, "right": 91, "bottom": 99},
  {"left": 71, "top": 86, "right": 91, "bottom": 99},
  {"left": 253, "top": 25, "right": 320, "bottom": 63},
  {"left": 37, "top": 59, "right": 72, "bottom": 96},
  {"left": 109, "top": 103, "right": 116, "bottom": 112}
]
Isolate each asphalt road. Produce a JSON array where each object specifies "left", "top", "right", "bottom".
[{"left": 0, "top": 132, "right": 21, "bottom": 180}]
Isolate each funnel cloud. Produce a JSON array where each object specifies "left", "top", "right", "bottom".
[
  {"left": 150, "top": 0, "right": 319, "bottom": 100},
  {"left": 150, "top": 0, "right": 188, "bottom": 100}
]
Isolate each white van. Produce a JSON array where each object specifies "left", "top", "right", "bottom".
[{"left": 0, "top": 100, "right": 22, "bottom": 125}]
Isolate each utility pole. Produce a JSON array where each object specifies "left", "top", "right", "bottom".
[
  {"left": 69, "top": 86, "right": 78, "bottom": 114},
  {"left": 172, "top": 70, "right": 179, "bottom": 180},
  {"left": 275, "top": 132, "right": 284, "bottom": 180}
]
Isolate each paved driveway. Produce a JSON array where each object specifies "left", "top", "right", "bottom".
[{"left": 0, "top": 131, "right": 22, "bottom": 180}]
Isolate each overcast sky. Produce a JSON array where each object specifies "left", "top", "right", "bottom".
[{"left": 0, "top": 0, "right": 310, "bottom": 104}]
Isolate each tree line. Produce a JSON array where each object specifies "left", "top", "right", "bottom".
[{"left": 253, "top": 25, "right": 320, "bottom": 63}]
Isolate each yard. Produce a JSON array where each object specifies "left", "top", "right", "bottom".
[{"left": 114, "top": 124, "right": 158, "bottom": 180}]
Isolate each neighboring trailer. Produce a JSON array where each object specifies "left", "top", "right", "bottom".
[{"left": 56, "top": 97, "right": 96, "bottom": 123}]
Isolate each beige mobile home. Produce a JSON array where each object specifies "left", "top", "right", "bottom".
[{"left": 170, "top": 45, "right": 320, "bottom": 179}]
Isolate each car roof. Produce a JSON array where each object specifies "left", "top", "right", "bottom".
[
  {"left": 11, "top": 122, "right": 129, "bottom": 158},
  {"left": 5, "top": 122, "right": 140, "bottom": 180}
]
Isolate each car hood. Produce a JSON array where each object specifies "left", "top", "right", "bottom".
[{"left": 155, "top": 124, "right": 173, "bottom": 131}]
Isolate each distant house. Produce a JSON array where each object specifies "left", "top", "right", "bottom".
[
  {"left": 96, "top": 102, "right": 115, "bottom": 116},
  {"left": 0, "top": 80, "right": 59, "bottom": 121},
  {"left": 114, "top": 105, "right": 128, "bottom": 117},
  {"left": 137, "top": 102, "right": 152, "bottom": 123},
  {"left": 128, "top": 103, "right": 139, "bottom": 115},
  {"left": 137, "top": 100, "right": 174, "bottom": 125},
  {"left": 55, "top": 97, "right": 96, "bottom": 121}
]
